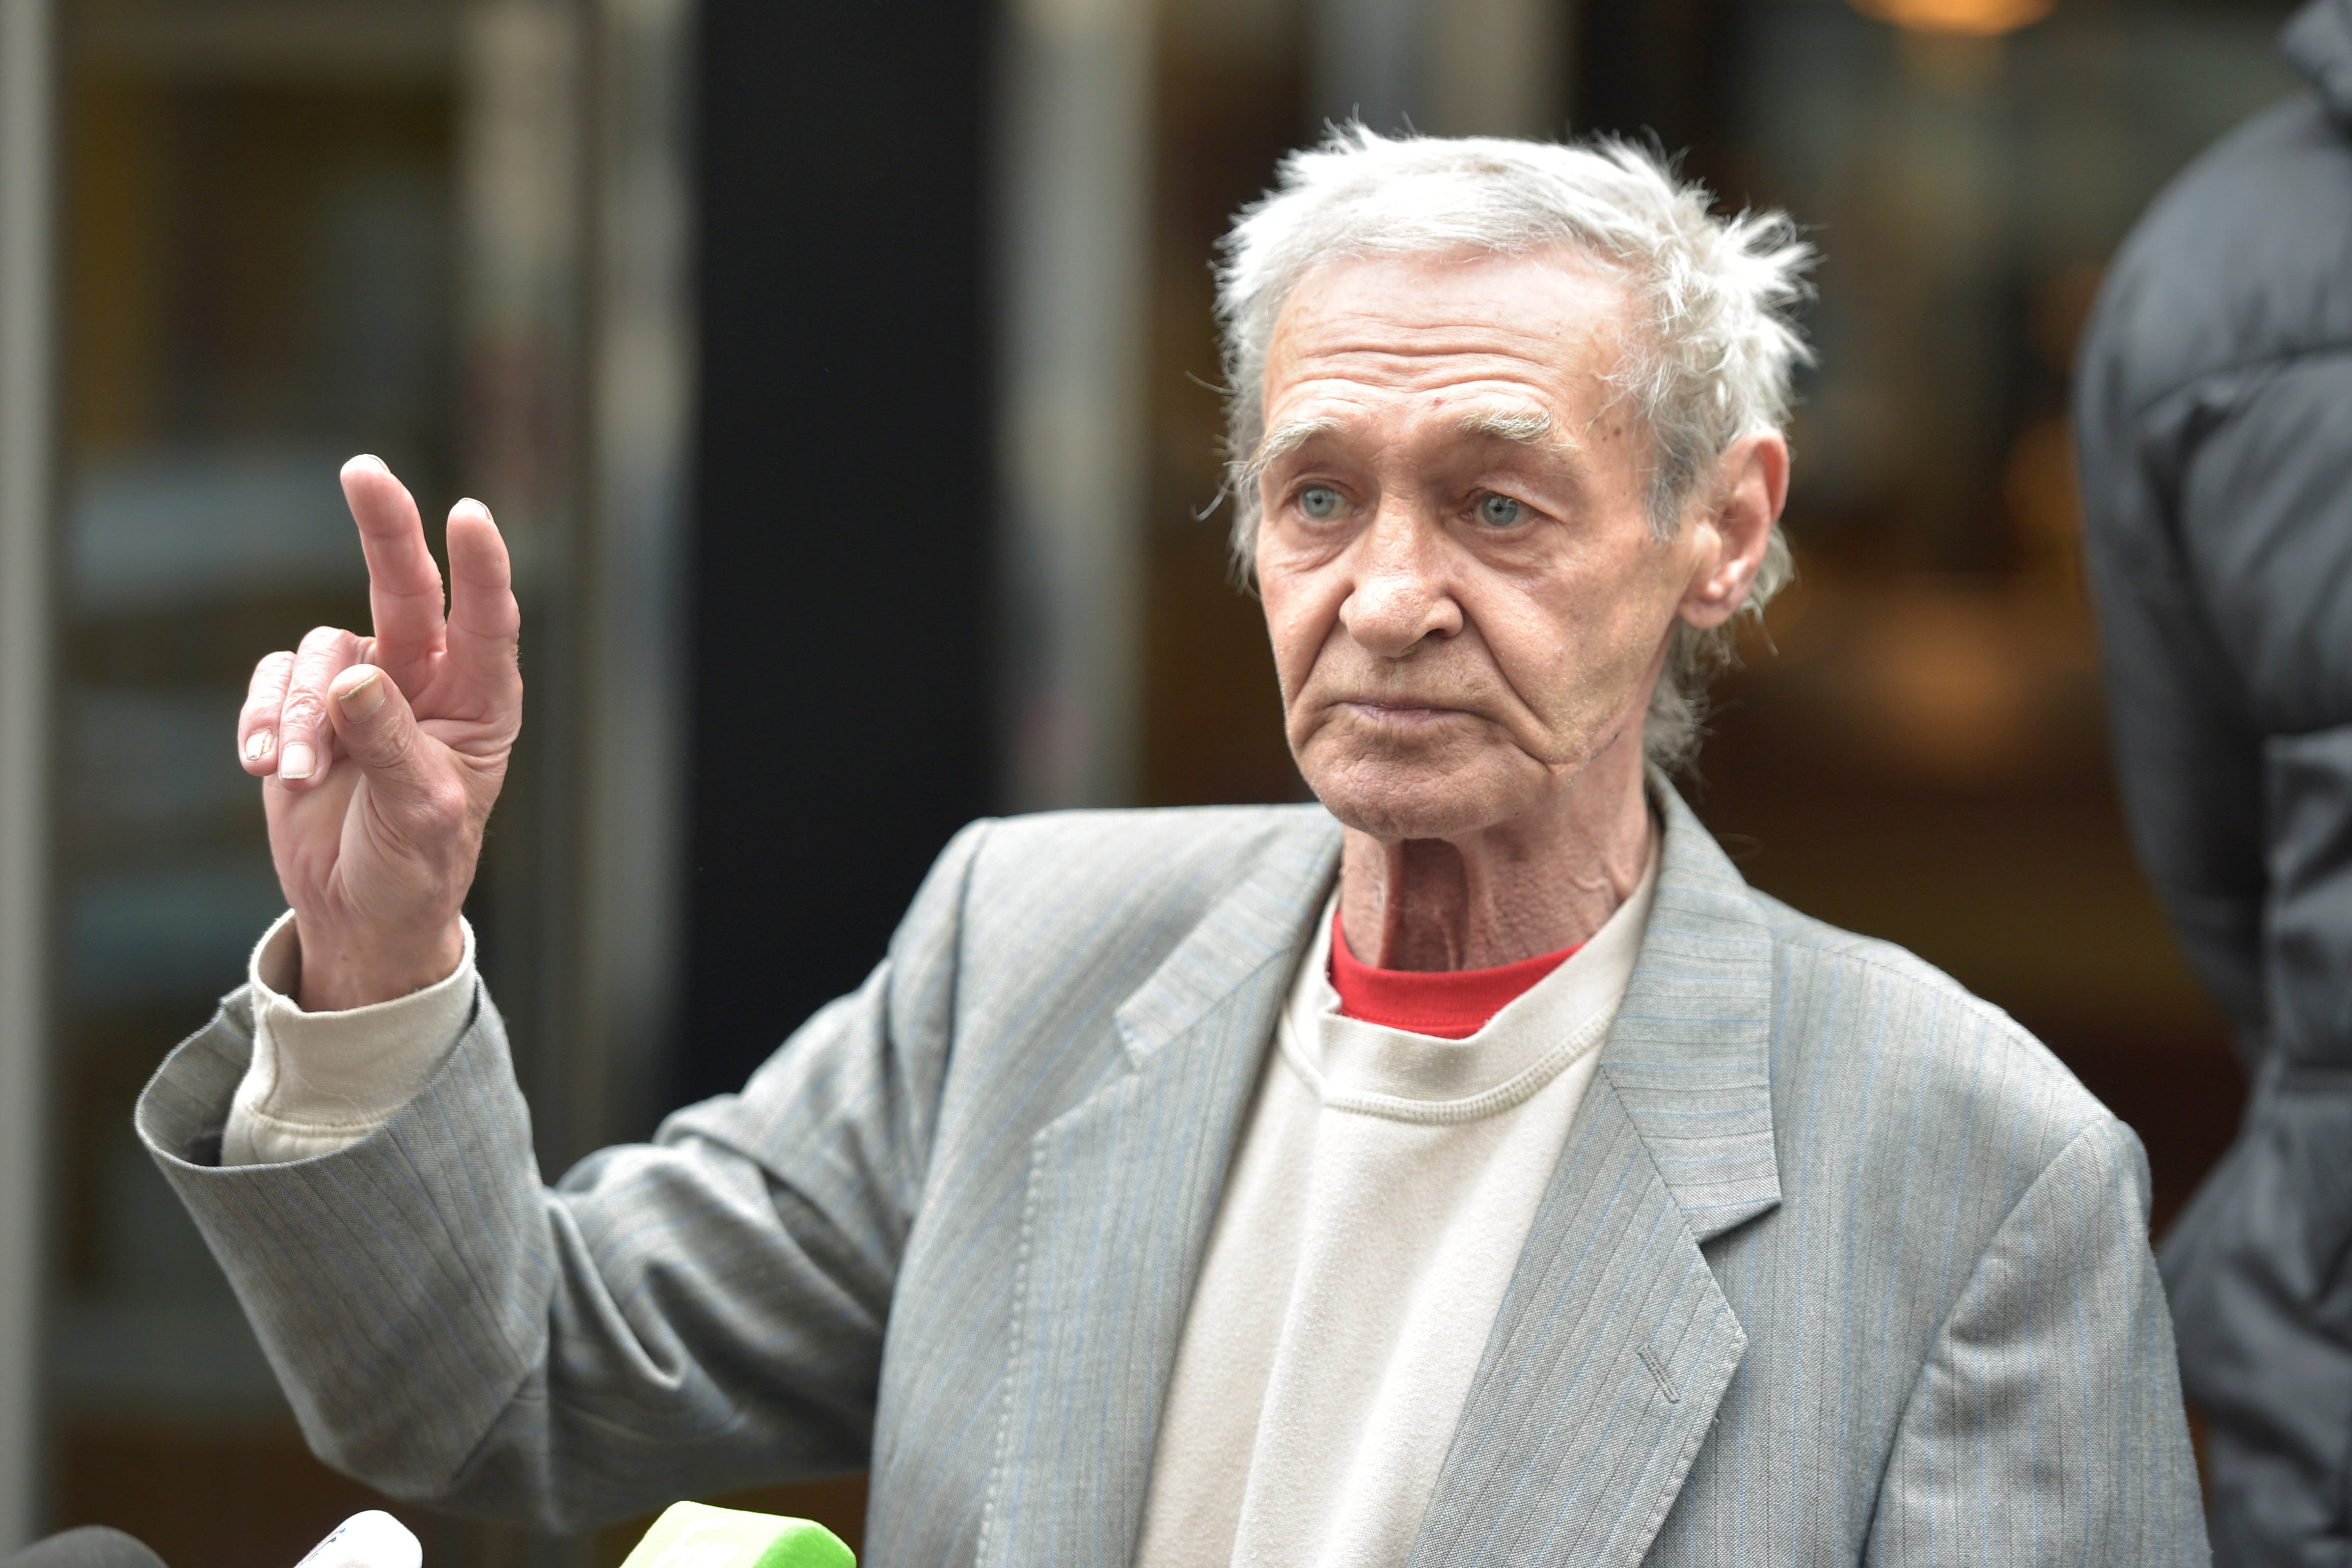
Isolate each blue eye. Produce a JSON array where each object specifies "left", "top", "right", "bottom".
[
  {"left": 1299, "top": 485, "right": 1344, "bottom": 520},
  {"left": 1476, "top": 493, "right": 1524, "bottom": 528}
]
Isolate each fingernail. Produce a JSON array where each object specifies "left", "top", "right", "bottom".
[
  {"left": 245, "top": 730, "right": 273, "bottom": 763},
  {"left": 336, "top": 668, "right": 386, "bottom": 721},
  {"left": 279, "top": 742, "right": 316, "bottom": 781}
]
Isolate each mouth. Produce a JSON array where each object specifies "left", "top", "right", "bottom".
[{"left": 1335, "top": 698, "right": 1470, "bottom": 727}]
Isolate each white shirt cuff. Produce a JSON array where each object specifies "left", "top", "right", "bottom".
[{"left": 220, "top": 910, "right": 478, "bottom": 1166}]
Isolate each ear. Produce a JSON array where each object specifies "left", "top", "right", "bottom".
[{"left": 1677, "top": 432, "right": 1789, "bottom": 631}]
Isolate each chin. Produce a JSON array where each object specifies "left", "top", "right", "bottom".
[{"left": 1303, "top": 758, "right": 1525, "bottom": 842}]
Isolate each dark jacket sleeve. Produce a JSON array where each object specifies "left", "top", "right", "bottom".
[
  {"left": 2076, "top": 83, "right": 2352, "bottom": 1073},
  {"left": 2083, "top": 344, "right": 2352, "bottom": 1069},
  {"left": 2074, "top": 338, "right": 2274, "bottom": 1062},
  {"left": 2156, "top": 349, "right": 2352, "bottom": 1070}
]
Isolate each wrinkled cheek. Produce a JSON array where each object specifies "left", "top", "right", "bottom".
[
  {"left": 1524, "top": 652, "right": 1642, "bottom": 764},
  {"left": 1285, "top": 692, "right": 1339, "bottom": 762},
  {"left": 1270, "top": 646, "right": 1304, "bottom": 705},
  {"left": 1258, "top": 591, "right": 1315, "bottom": 699},
  {"left": 1270, "top": 655, "right": 1313, "bottom": 746},
  {"left": 1267, "top": 606, "right": 1346, "bottom": 714}
]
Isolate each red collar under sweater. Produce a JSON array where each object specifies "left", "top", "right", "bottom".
[{"left": 1326, "top": 908, "right": 1585, "bottom": 1041}]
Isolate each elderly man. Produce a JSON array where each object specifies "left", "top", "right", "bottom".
[{"left": 142, "top": 132, "right": 2204, "bottom": 1564}]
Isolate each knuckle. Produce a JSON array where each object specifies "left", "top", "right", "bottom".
[
  {"left": 413, "top": 779, "right": 469, "bottom": 835},
  {"left": 278, "top": 692, "right": 328, "bottom": 734}
]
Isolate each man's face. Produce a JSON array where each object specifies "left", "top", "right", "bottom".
[{"left": 1254, "top": 247, "right": 1715, "bottom": 842}]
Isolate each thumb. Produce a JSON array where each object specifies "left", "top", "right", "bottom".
[{"left": 326, "top": 664, "right": 451, "bottom": 830}]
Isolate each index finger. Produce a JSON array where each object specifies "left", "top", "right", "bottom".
[{"left": 340, "top": 454, "right": 445, "bottom": 690}]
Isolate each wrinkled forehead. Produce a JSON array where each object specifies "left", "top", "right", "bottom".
[{"left": 1259, "top": 247, "right": 1641, "bottom": 432}]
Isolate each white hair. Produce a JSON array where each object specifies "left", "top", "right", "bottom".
[{"left": 1215, "top": 126, "right": 1816, "bottom": 770}]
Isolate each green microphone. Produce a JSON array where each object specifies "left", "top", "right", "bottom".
[{"left": 617, "top": 1502, "right": 853, "bottom": 1568}]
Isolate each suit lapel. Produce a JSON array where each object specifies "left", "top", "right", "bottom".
[
  {"left": 1605, "top": 784, "right": 1782, "bottom": 1242},
  {"left": 1410, "top": 784, "right": 1781, "bottom": 1567},
  {"left": 978, "top": 816, "right": 1342, "bottom": 1568}
]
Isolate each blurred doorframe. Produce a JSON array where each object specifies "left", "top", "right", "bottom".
[
  {"left": 457, "top": 0, "right": 698, "bottom": 1177},
  {"left": 0, "top": 0, "right": 55, "bottom": 1546},
  {"left": 996, "top": 0, "right": 1154, "bottom": 811}
]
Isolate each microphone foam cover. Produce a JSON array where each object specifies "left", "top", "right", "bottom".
[
  {"left": 619, "top": 1502, "right": 852, "bottom": 1568},
  {"left": 3, "top": 1528, "right": 168, "bottom": 1568},
  {"left": 292, "top": 1513, "right": 420, "bottom": 1568}
]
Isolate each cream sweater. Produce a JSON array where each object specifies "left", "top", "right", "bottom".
[
  {"left": 1133, "top": 853, "right": 1656, "bottom": 1567},
  {"left": 226, "top": 852, "right": 1656, "bottom": 1565},
  {"left": 224, "top": 911, "right": 476, "bottom": 1166}
]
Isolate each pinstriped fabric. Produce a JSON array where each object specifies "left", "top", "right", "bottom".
[
  {"left": 976, "top": 954, "right": 1284, "bottom": 1568},
  {"left": 138, "top": 788, "right": 2207, "bottom": 1564},
  {"left": 1400, "top": 821, "right": 1781, "bottom": 1568},
  {"left": 970, "top": 827, "right": 1347, "bottom": 1568},
  {"left": 1633, "top": 880, "right": 2210, "bottom": 1565},
  {"left": 137, "top": 987, "right": 561, "bottom": 1483},
  {"left": 876, "top": 818, "right": 1345, "bottom": 1567},
  {"left": 1604, "top": 850, "right": 1779, "bottom": 1243},
  {"left": 1405, "top": 1085, "right": 1748, "bottom": 1568}
]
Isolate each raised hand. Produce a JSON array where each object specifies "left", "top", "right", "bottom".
[{"left": 237, "top": 456, "right": 522, "bottom": 1011}]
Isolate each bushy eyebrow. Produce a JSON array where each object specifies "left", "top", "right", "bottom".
[
  {"left": 1455, "top": 408, "right": 1578, "bottom": 453},
  {"left": 1244, "top": 416, "right": 1342, "bottom": 482},
  {"left": 1246, "top": 407, "right": 1582, "bottom": 485}
]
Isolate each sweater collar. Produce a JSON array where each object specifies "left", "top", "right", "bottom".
[
  {"left": 1108, "top": 776, "right": 1784, "bottom": 1242},
  {"left": 1279, "top": 839, "right": 1660, "bottom": 1118}
]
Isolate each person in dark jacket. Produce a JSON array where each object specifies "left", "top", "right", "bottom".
[{"left": 2077, "top": 0, "right": 2352, "bottom": 1559}]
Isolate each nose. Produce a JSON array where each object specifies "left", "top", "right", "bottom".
[{"left": 1337, "top": 503, "right": 1462, "bottom": 658}]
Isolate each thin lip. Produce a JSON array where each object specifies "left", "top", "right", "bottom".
[{"left": 1335, "top": 698, "right": 1472, "bottom": 719}]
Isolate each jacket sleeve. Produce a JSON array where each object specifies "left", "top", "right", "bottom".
[
  {"left": 2081, "top": 344, "right": 2352, "bottom": 1066},
  {"left": 1863, "top": 1118, "right": 2210, "bottom": 1565},
  {"left": 2077, "top": 353, "right": 2268, "bottom": 1059},
  {"left": 136, "top": 818, "right": 992, "bottom": 1532},
  {"left": 2170, "top": 351, "right": 2352, "bottom": 1073}
]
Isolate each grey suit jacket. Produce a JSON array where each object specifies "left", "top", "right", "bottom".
[{"left": 138, "top": 786, "right": 2207, "bottom": 1564}]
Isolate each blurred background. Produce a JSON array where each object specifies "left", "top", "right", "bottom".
[{"left": 0, "top": 0, "right": 2309, "bottom": 1560}]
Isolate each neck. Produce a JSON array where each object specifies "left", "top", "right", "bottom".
[{"left": 1337, "top": 740, "right": 1653, "bottom": 972}]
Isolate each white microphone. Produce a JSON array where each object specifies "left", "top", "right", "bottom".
[{"left": 290, "top": 1513, "right": 421, "bottom": 1568}]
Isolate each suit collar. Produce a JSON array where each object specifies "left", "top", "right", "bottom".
[
  {"left": 1111, "top": 779, "right": 1788, "bottom": 1241},
  {"left": 980, "top": 813, "right": 1340, "bottom": 1568},
  {"left": 1111, "top": 811, "right": 1343, "bottom": 1065},
  {"left": 1408, "top": 1078, "right": 1751, "bottom": 1567},
  {"left": 1598, "top": 778, "right": 1783, "bottom": 1243},
  {"left": 1104, "top": 775, "right": 1785, "bottom": 1245},
  {"left": 1404, "top": 781, "right": 1776, "bottom": 1565}
]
